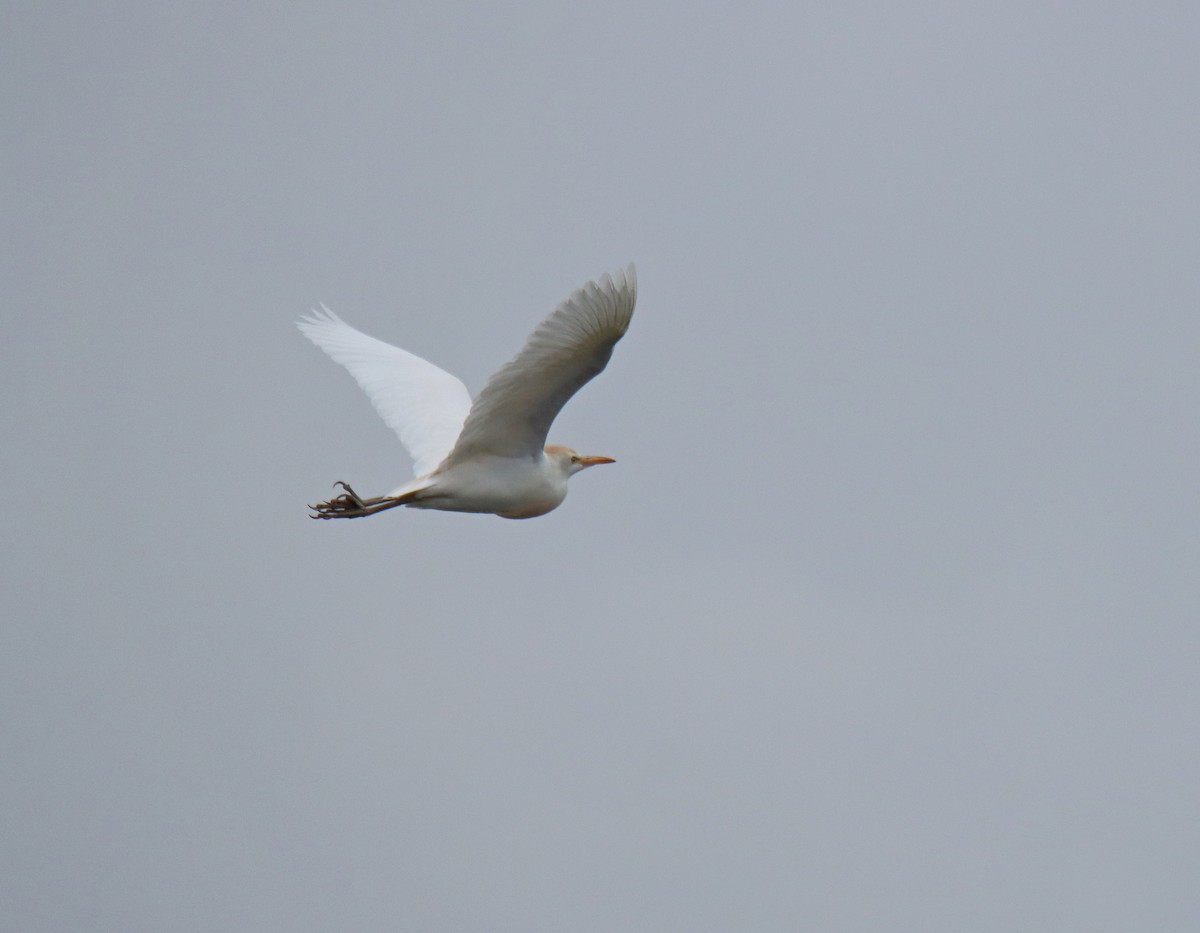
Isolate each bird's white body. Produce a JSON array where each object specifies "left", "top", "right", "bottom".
[
  {"left": 298, "top": 266, "right": 635, "bottom": 520},
  {"left": 396, "top": 447, "right": 577, "bottom": 519}
]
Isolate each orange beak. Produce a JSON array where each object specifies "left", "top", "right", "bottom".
[{"left": 578, "top": 455, "right": 616, "bottom": 467}]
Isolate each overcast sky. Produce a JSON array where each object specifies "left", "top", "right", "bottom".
[{"left": 3, "top": 3, "right": 1198, "bottom": 931}]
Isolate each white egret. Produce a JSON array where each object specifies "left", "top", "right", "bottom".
[{"left": 298, "top": 264, "right": 636, "bottom": 520}]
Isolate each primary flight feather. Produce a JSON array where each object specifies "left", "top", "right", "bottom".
[{"left": 298, "top": 264, "right": 637, "bottom": 520}]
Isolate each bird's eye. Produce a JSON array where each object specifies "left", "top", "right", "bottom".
[{"left": 570, "top": 455, "right": 580, "bottom": 463}]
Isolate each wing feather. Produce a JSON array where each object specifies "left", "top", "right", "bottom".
[
  {"left": 297, "top": 307, "right": 472, "bottom": 477},
  {"left": 444, "top": 264, "right": 637, "bottom": 464}
]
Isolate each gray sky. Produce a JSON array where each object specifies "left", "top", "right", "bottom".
[{"left": 3, "top": 3, "right": 1198, "bottom": 931}]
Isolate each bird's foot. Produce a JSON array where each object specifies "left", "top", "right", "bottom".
[{"left": 309, "top": 481, "right": 370, "bottom": 519}]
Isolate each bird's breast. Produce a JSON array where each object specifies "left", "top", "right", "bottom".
[{"left": 494, "top": 495, "right": 565, "bottom": 520}]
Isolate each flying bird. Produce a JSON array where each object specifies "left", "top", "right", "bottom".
[{"left": 298, "top": 264, "right": 637, "bottom": 520}]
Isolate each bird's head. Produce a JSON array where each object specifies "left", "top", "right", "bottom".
[{"left": 545, "top": 443, "right": 616, "bottom": 478}]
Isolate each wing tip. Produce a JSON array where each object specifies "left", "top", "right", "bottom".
[
  {"left": 604, "top": 261, "right": 633, "bottom": 305},
  {"left": 297, "top": 303, "right": 340, "bottom": 328},
  {"left": 597, "top": 262, "right": 636, "bottom": 294},
  {"left": 606, "top": 261, "right": 637, "bottom": 326},
  {"left": 296, "top": 305, "right": 355, "bottom": 348}
]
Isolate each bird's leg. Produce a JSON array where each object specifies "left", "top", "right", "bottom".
[
  {"left": 310, "top": 481, "right": 381, "bottom": 519},
  {"left": 308, "top": 482, "right": 418, "bottom": 520},
  {"left": 334, "top": 480, "right": 368, "bottom": 509}
]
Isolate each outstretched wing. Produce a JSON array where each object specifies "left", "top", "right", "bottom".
[
  {"left": 297, "top": 307, "right": 473, "bottom": 478},
  {"left": 443, "top": 264, "right": 637, "bottom": 465}
]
